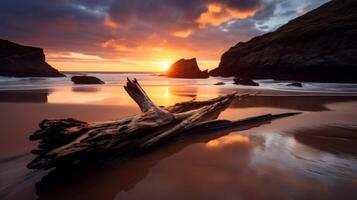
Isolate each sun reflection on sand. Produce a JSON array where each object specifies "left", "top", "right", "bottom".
[
  {"left": 206, "top": 134, "right": 250, "bottom": 148},
  {"left": 2, "top": 84, "right": 357, "bottom": 199},
  {"left": 46, "top": 81, "right": 227, "bottom": 107}
]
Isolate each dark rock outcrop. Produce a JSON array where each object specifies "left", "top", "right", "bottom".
[
  {"left": 214, "top": 82, "right": 225, "bottom": 85},
  {"left": 165, "top": 58, "right": 209, "bottom": 79},
  {"left": 287, "top": 82, "right": 303, "bottom": 87},
  {"left": 0, "top": 39, "right": 64, "bottom": 77},
  {"left": 71, "top": 76, "right": 105, "bottom": 84},
  {"left": 210, "top": 0, "right": 357, "bottom": 83},
  {"left": 233, "top": 78, "right": 259, "bottom": 86}
]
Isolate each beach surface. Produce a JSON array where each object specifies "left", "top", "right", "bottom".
[{"left": 1, "top": 73, "right": 357, "bottom": 200}]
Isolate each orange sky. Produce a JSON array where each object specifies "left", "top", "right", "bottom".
[
  {"left": 44, "top": 2, "right": 259, "bottom": 72},
  {"left": 46, "top": 49, "right": 221, "bottom": 72},
  {"left": 0, "top": 0, "right": 328, "bottom": 72}
]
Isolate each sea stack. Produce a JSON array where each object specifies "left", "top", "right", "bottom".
[
  {"left": 209, "top": 0, "right": 357, "bottom": 83},
  {"left": 0, "top": 38, "right": 64, "bottom": 77},
  {"left": 165, "top": 58, "right": 209, "bottom": 79},
  {"left": 71, "top": 76, "right": 105, "bottom": 84}
]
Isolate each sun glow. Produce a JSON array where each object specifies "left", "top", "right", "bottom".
[{"left": 161, "top": 61, "right": 170, "bottom": 71}]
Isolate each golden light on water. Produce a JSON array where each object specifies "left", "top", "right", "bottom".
[
  {"left": 47, "top": 85, "right": 199, "bottom": 106},
  {"left": 206, "top": 135, "right": 250, "bottom": 148}
]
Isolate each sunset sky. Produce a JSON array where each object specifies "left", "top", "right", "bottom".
[{"left": 0, "top": 0, "right": 328, "bottom": 72}]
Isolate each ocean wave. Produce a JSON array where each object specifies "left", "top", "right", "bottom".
[{"left": 1, "top": 73, "right": 357, "bottom": 94}]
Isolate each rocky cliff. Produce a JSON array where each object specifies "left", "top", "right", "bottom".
[
  {"left": 0, "top": 39, "right": 64, "bottom": 77},
  {"left": 209, "top": 0, "right": 357, "bottom": 82},
  {"left": 165, "top": 58, "right": 209, "bottom": 79}
]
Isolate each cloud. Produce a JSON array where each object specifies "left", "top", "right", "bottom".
[
  {"left": 0, "top": 0, "right": 330, "bottom": 71},
  {"left": 47, "top": 52, "right": 105, "bottom": 62},
  {"left": 108, "top": 0, "right": 263, "bottom": 35},
  {"left": 197, "top": 3, "right": 261, "bottom": 27}
]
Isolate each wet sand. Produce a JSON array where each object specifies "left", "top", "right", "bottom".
[{"left": 0, "top": 86, "right": 357, "bottom": 200}]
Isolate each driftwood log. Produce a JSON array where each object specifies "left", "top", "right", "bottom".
[{"left": 28, "top": 78, "right": 300, "bottom": 175}]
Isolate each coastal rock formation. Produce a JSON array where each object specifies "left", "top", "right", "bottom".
[
  {"left": 234, "top": 78, "right": 259, "bottom": 86},
  {"left": 165, "top": 58, "right": 209, "bottom": 79},
  {"left": 71, "top": 76, "right": 105, "bottom": 84},
  {"left": 0, "top": 39, "right": 64, "bottom": 77},
  {"left": 209, "top": 0, "right": 357, "bottom": 83}
]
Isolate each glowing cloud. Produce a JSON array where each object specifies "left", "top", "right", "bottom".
[
  {"left": 171, "top": 29, "right": 195, "bottom": 38},
  {"left": 103, "top": 17, "right": 119, "bottom": 29},
  {"left": 47, "top": 52, "right": 104, "bottom": 61},
  {"left": 100, "top": 39, "right": 141, "bottom": 52},
  {"left": 197, "top": 3, "right": 260, "bottom": 27}
]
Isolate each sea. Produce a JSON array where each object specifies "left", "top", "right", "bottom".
[
  {"left": 1, "top": 72, "right": 357, "bottom": 93},
  {"left": 1, "top": 72, "right": 357, "bottom": 199}
]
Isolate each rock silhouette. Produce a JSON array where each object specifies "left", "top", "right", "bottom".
[
  {"left": 0, "top": 38, "right": 64, "bottom": 77},
  {"left": 234, "top": 78, "right": 259, "bottom": 86},
  {"left": 165, "top": 58, "right": 209, "bottom": 79},
  {"left": 210, "top": 0, "right": 357, "bottom": 83},
  {"left": 71, "top": 76, "right": 105, "bottom": 84}
]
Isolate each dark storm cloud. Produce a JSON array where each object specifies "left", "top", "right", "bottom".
[
  {"left": 219, "top": 0, "right": 262, "bottom": 10},
  {"left": 0, "top": 0, "right": 114, "bottom": 55},
  {"left": 108, "top": 0, "right": 263, "bottom": 32},
  {"left": 0, "top": 0, "right": 105, "bottom": 30}
]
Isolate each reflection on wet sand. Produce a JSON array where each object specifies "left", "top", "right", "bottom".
[
  {"left": 39, "top": 129, "right": 356, "bottom": 200},
  {"left": 0, "top": 90, "right": 50, "bottom": 103},
  {"left": 0, "top": 85, "right": 357, "bottom": 200},
  {"left": 294, "top": 124, "right": 357, "bottom": 156},
  {"left": 36, "top": 121, "right": 270, "bottom": 200},
  {"left": 230, "top": 96, "right": 357, "bottom": 111},
  {"left": 47, "top": 86, "right": 195, "bottom": 106},
  {"left": 206, "top": 135, "right": 250, "bottom": 148},
  {"left": 34, "top": 93, "right": 286, "bottom": 192},
  {"left": 2, "top": 86, "right": 356, "bottom": 110},
  {"left": 71, "top": 87, "right": 101, "bottom": 93},
  {"left": 168, "top": 86, "right": 197, "bottom": 98}
]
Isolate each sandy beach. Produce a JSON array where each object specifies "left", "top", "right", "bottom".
[
  {"left": 1, "top": 0, "right": 357, "bottom": 199},
  {"left": 1, "top": 75, "right": 357, "bottom": 200}
]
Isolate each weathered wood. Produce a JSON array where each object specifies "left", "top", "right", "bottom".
[
  {"left": 28, "top": 78, "right": 300, "bottom": 172},
  {"left": 164, "top": 93, "right": 248, "bottom": 113}
]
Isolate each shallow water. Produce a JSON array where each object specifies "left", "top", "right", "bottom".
[
  {"left": 0, "top": 74, "right": 357, "bottom": 200},
  {"left": 1, "top": 72, "right": 357, "bottom": 94}
]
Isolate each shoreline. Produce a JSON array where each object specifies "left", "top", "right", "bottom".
[
  {"left": 0, "top": 79, "right": 357, "bottom": 200},
  {"left": 1, "top": 97, "right": 357, "bottom": 199},
  {"left": 1, "top": 73, "right": 357, "bottom": 95}
]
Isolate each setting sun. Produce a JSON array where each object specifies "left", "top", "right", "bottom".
[{"left": 161, "top": 61, "right": 170, "bottom": 71}]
